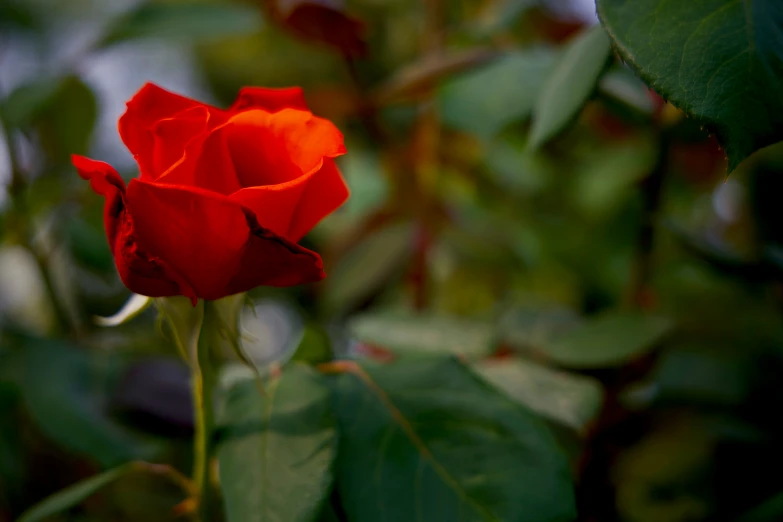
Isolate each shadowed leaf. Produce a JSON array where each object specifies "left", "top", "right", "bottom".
[
  {"left": 349, "top": 312, "right": 496, "bottom": 358},
  {"left": 528, "top": 25, "right": 612, "bottom": 149},
  {"left": 329, "top": 357, "right": 576, "bottom": 521},
  {"left": 17, "top": 464, "right": 134, "bottom": 522},
  {"left": 597, "top": 0, "right": 783, "bottom": 171},
  {"left": 217, "top": 363, "right": 337, "bottom": 522},
  {"left": 440, "top": 48, "right": 556, "bottom": 140},
  {"left": 538, "top": 311, "right": 674, "bottom": 369},
  {"left": 3, "top": 75, "right": 97, "bottom": 162},
  {"left": 20, "top": 338, "right": 150, "bottom": 467},
  {"left": 321, "top": 222, "right": 414, "bottom": 317},
  {"left": 474, "top": 358, "right": 603, "bottom": 432}
]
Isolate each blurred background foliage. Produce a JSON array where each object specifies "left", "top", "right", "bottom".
[{"left": 2, "top": 0, "right": 783, "bottom": 521}]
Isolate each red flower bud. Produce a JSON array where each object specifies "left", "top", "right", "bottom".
[{"left": 73, "top": 83, "right": 349, "bottom": 304}]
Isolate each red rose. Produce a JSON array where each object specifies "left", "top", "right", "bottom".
[{"left": 73, "top": 83, "right": 349, "bottom": 304}]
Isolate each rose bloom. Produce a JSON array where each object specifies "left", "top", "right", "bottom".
[{"left": 73, "top": 84, "right": 348, "bottom": 304}]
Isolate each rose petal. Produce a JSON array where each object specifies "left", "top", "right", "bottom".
[
  {"left": 223, "top": 108, "right": 348, "bottom": 239},
  {"left": 72, "top": 155, "right": 197, "bottom": 302},
  {"left": 112, "top": 215, "right": 198, "bottom": 303},
  {"left": 286, "top": 157, "right": 349, "bottom": 241},
  {"left": 226, "top": 108, "right": 346, "bottom": 186},
  {"left": 229, "top": 86, "right": 308, "bottom": 112},
  {"left": 72, "top": 155, "right": 126, "bottom": 247},
  {"left": 229, "top": 175, "right": 306, "bottom": 238},
  {"left": 231, "top": 157, "right": 349, "bottom": 241},
  {"left": 225, "top": 207, "right": 325, "bottom": 294},
  {"left": 157, "top": 121, "right": 243, "bottom": 195},
  {"left": 158, "top": 107, "right": 346, "bottom": 209},
  {"left": 120, "top": 84, "right": 205, "bottom": 157},
  {"left": 126, "top": 180, "right": 324, "bottom": 300},
  {"left": 150, "top": 106, "right": 210, "bottom": 178},
  {"left": 119, "top": 83, "right": 228, "bottom": 179}
]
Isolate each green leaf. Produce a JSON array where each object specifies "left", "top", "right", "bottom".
[
  {"left": 0, "top": 78, "right": 61, "bottom": 129},
  {"left": 217, "top": 363, "right": 337, "bottom": 522},
  {"left": 473, "top": 358, "right": 603, "bottom": 432},
  {"left": 95, "top": 293, "right": 152, "bottom": 327},
  {"left": 528, "top": 26, "right": 611, "bottom": 149},
  {"left": 66, "top": 216, "right": 114, "bottom": 272},
  {"left": 484, "top": 134, "right": 553, "bottom": 195},
  {"left": 17, "top": 464, "right": 133, "bottom": 522},
  {"left": 291, "top": 325, "right": 334, "bottom": 365},
  {"left": 596, "top": 0, "right": 783, "bottom": 171},
  {"left": 2, "top": 75, "right": 97, "bottom": 162},
  {"left": 20, "top": 338, "right": 147, "bottom": 467},
  {"left": 321, "top": 222, "right": 414, "bottom": 317},
  {"left": 0, "top": 0, "right": 40, "bottom": 33},
  {"left": 652, "top": 344, "right": 752, "bottom": 407},
  {"left": 330, "top": 356, "right": 576, "bottom": 522},
  {"left": 571, "top": 136, "right": 657, "bottom": 220},
  {"left": 348, "top": 312, "right": 496, "bottom": 358},
  {"left": 99, "top": 2, "right": 263, "bottom": 48},
  {"left": 539, "top": 311, "right": 674, "bottom": 369},
  {"left": 43, "top": 76, "right": 97, "bottom": 161},
  {"left": 498, "top": 306, "right": 582, "bottom": 352},
  {"left": 439, "top": 48, "right": 556, "bottom": 140}
]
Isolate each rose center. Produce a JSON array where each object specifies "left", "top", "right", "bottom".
[{"left": 225, "top": 110, "right": 309, "bottom": 189}]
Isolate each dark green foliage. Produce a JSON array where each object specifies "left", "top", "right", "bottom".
[
  {"left": 330, "top": 357, "right": 576, "bottom": 522},
  {"left": 597, "top": 0, "right": 783, "bottom": 171},
  {"left": 218, "top": 364, "right": 337, "bottom": 522}
]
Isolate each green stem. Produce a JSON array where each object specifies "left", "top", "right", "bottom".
[
  {"left": 0, "top": 112, "right": 72, "bottom": 335},
  {"left": 626, "top": 130, "right": 671, "bottom": 309},
  {"left": 192, "top": 299, "right": 217, "bottom": 521}
]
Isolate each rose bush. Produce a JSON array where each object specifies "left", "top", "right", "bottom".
[{"left": 72, "top": 83, "right": 349, "bottom": 304}]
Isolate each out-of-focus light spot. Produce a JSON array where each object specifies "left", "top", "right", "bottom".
[
  {"left": 0, "top": 246, "right": 54, "bottom": 332},
  {"left": 0, "top": 125, "right": 9, "bottom": 210},
  {"left": 82, "top": 43, "right": 213, "bottom": 172},
  {"left": 546, "top": 0, "right": 599, "bottom": 25},
  {"left": 239, "top": 300, "right": 304, "bottom": 367},
  {"left": 712, "top": 179, "right": 744, "bottom": 223}
]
